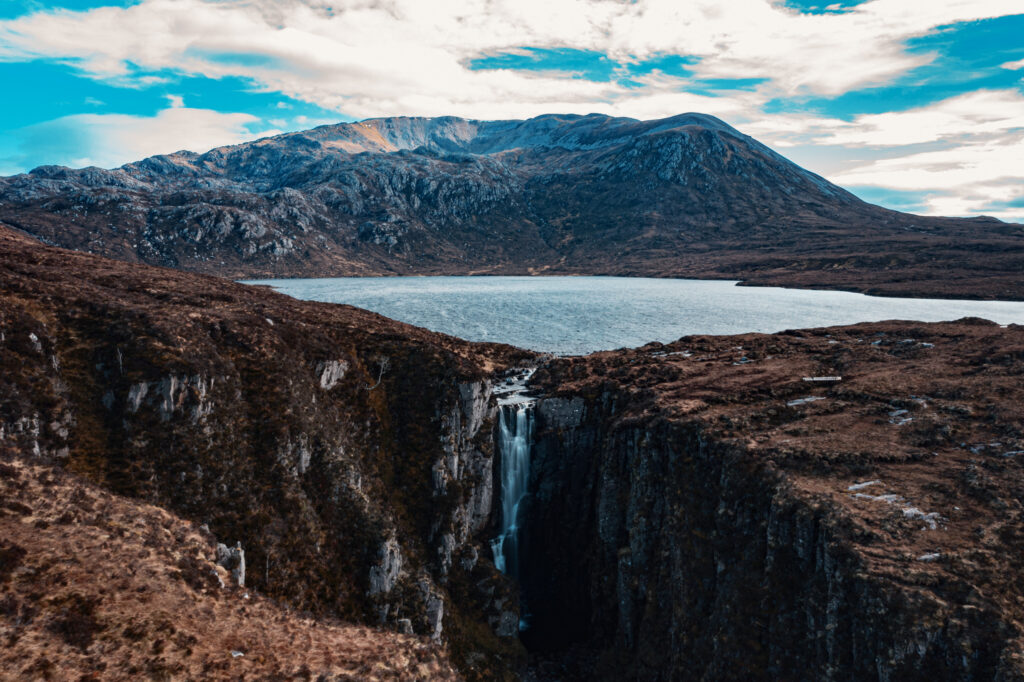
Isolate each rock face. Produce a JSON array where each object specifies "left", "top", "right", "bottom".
[
  {"left": 0, "top": 457, "right": 461, "bottom": 680},
  {"left": 367, "top": 536, "right": 402, "bottom": 597},
  {"left": 519, "top": 324, "right": 1024, "bottom": 680},
  {"left": 215, "top": 542, "right": 246, "bottom": 587},
  {"left": 1, "top": 113, "right": 1022, "bottom": 299},
  {"left": 0, "top": 225, "right": 530, "bottom": 679},
  {"left": 4, "top": 225, "right": 1024, "bottom": 680},
  {"left": 524, "top": 412, "right": 1011, "bottom": 679}
]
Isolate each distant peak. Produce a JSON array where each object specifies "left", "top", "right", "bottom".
[{"left": 651, "top": 112, "right": 740, "bottom": 134}]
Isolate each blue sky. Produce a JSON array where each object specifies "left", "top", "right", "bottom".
[{"left": 1, "top": 0, "right": 1022, "bottom": 222}]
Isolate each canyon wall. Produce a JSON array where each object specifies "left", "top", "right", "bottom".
[
  {"left": 519, "top": 387, "right": 1021, "bottom": 680},
  {"left": 0, "top": 229, "right": 530, "bottom": 679},
  {"left": 4, "top": 228, "right": 1024, "bottom": 680}
]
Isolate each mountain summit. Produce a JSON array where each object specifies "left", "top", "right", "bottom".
[{"left": 1, "top": 113, "right": 1021, "bottom": 298}]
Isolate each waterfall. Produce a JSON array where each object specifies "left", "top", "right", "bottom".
[{"left": 491, "top": 401, "right": 534, "bottom": 579}]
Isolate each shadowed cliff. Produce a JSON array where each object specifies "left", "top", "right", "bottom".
[
  {"left": 3, "top": 225, "right": 1024, "bottom": 680},
  {"left": 0, "top": 224, "right": 534, "bottom": 680}
]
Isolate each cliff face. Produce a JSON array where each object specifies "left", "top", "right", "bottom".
[
  {"left": 520, "top": 324, "right": 1024, "bottom": 680},
  {"left": 4, "top": 225, "right": 1024, "bottom": 680},
  {"left": 523, "top": 405, "right": 1015, "bottom": 679},
  {"left": 0, "top": 226, "right": 533, "bottom": 678},
  {"left": 2, "top": 113, "right": 1022, "bottom": 299}
]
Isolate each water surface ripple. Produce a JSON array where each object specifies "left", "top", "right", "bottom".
[{"left": 244, "top": 276, "right": 1024, "bottom": 355}]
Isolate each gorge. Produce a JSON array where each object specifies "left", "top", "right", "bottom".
[
  {"left": 3, "top": 224, "right": 1024, "bottom": 680},
  {"left": 3, "top": 0, "right": 1024, "bottom": 674}
]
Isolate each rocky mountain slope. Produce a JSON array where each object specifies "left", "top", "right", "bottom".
[
  {"left": 3, "top": 225, "right": 1024, "bottom": 680},
  {"left": 2, "top": 113, "right": 1021, "bottom": 299}
]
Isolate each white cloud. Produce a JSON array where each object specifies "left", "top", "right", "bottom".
[
  {"left": 742, "top": 89, "right": 1024, "bottom": 148},
  {"left": 0, "top": 0, "right": 1019, "bottom": 119},
  {"left": 1001, "top": 57, "right": 1024, "bottom": 70},
  {"left": 92, "top": 107, "right": 278, "bottom": 161},
  {"left": 735, "top": 90, "right": 1024, "bottom": 222},
  {"left": 830, "top": 134, "right": 1024, "bottom": 221},
  {"left": 0, "top": 0, "right": 1022, "bottom": 221},
  {"left": 810, "top": 90, "right": 1024, "bottom": 147},
  {"left": 1, "top": 107, "right": 279, "bottom": 173},
  {"left": 833, "top": 136, "right": 1024, "bottom": 191}
]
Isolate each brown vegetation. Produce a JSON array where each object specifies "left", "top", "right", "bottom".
[
  {"left": 529, "top": 317, "right": 1024, "bottom": 675},
  {"left": 0, "top": 454, "right": 460, "bottom": 681}
]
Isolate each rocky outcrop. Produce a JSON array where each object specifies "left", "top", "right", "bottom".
[
  {"left": 215, "top": 542, "right": 246, "bottom": 587},
  {"left": 368, "top": 536, "right": 402, "bottom": 597},
  {"left": 0, "top": 226, "right": 531, "bottom": 679},
  {"left": 518, "top": 325, "right": 1024, "bottom": 680},
  {"left": 4, "top": 226, "right": 1024, "bottom": 680},
  {"left": 2, "top": 114, "right": 1021, "bottom": 299},
  {"left": 316, "top": 359, "right": 349, "bottom": 390}
]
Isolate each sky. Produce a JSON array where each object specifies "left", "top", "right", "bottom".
[{"left": 0, "top": 1, "right": 1022, "bottom": 223}]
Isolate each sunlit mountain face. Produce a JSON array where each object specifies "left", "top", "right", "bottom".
[
  {"left": 3, "top": 112, "right": 1021, "bottom": 300},
  {"left": 0, "top": 2, "right": 1022, "bottom": 223}
]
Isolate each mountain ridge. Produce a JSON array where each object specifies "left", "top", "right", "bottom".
[{"left": 1, "top": 112, "right": 1021, "bottom": 299}]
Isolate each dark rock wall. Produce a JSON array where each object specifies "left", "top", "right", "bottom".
[
  {"left": 0, "top": 290, "right": 524, "bottom": 679},
  {"left": 521, "top": 394, "right": 1019, "bottom": 681},
  {"left": 4, "top": 232, "right": 1023, "bottom": 681}
]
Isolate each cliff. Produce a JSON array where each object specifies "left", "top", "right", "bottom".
[
  {"left": 0, "top": 456, "right": 460, "bottom": 680},
  {"left": 1, "top": 113, "right": 1022, "bottom": 299},
  {"left": 0, "top": 225, "right": 532, "bottom": 679},
  {"left": 522, "top": 322, "right": 1024, "bottom": 679},
  {"left": 3, "top": 224, "right": 1024, "bottom": 680}
]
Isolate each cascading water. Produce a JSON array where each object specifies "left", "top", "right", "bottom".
[{"left": 490, "top": 401, "right": 534, "bottom": 578}]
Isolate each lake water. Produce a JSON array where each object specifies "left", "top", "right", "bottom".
[{"left": 243, "top": 276, "right": 1024, "bottom": 355}]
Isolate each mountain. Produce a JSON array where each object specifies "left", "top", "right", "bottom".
[{"left": 1, "top": 113, "right": 1022, "bottom": 298}]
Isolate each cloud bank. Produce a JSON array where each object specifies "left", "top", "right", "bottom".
[{"left": 1, "top": 105, "right": 278, "bottom": 173}]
